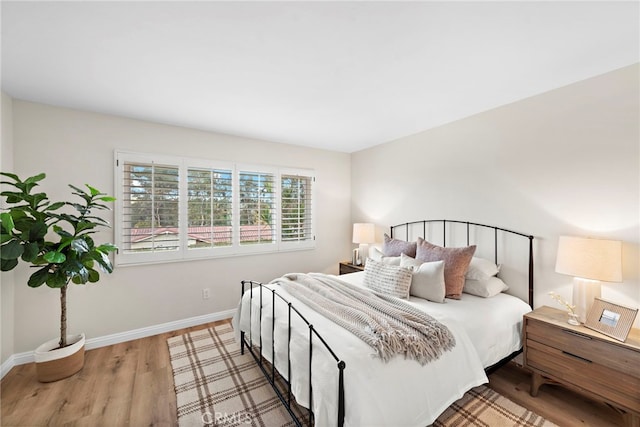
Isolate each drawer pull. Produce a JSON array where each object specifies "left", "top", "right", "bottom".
[
  {"left": 562, "top": 329, "right": 592, "bottom": 340},
  {"left": 562, "top": 351, "right": 592, "bottom": 363}
]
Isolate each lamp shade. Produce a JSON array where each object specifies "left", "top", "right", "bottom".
[
  {"left": 555, "top": 236, "right": 622, "bottom": 282},
  {"left": 352, "top": 223, "right": 375, "bottom": 244}
]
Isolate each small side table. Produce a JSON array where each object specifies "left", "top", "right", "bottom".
[
  {"left": 523, "top": 306, "right": 640, "bottom": 427},
  {"left": 339, "top": 262, "right": 364, "bottom": 275}
]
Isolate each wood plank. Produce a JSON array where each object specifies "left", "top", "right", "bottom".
[
  {"left": 0, "top": 318, "right": 625, "bottom": 426},
  {"left": 489, "top": 362, "right": 625, "bottom": 427}
]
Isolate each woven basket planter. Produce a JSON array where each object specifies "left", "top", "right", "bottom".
[{"left": 34, "top": 333, "right": 85, "bottom": 383}]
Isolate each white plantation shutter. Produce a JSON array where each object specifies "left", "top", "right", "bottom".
[
  {"left": 120, "top": 160, "right": 180, "bottom": 254},
  {"left": 281, "top": 173, "right": 314, "bottom": 243},
  {"left": 187, "top": 167, "right": 233, "bottom": 248},
  {"left": 115, "top": 152, "right": 315, "bottom": 265},
  {"left": 238, "top": 170, "right": 275, "bottom": 245}
]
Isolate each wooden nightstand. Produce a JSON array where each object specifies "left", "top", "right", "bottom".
[
  {"left": 339, "top": 261, "right": 364, "bottom": 275},
  {"left": 523, "top": 306, "right": 640, "bottom": 427}
]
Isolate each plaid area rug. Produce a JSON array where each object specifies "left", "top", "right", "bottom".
[
  {"left": 168, "top": 324, "right": 557, "bottom": 427},
  {"left": 433, "top": 385, "right": 558, "bottom": 427},
  {"left": 167, "top": 323, "right": 309, "bottom": 427}
]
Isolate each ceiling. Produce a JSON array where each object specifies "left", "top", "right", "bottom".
[{"left": 2, "top": 1, "right": 638, "bottom": 153}]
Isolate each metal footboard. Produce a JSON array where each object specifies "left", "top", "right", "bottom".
[{"left": 239, "top": 280, "right": 346, "bottom": 427}]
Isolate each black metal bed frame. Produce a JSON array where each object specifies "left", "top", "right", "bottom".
[{"left": 239, "top": 219, "right": 534, "bottom": 427}]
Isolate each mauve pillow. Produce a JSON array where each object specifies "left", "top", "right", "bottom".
[
  {"left": 382, "top": 233, "right": 417, "bottom": 257},
  {"left": 415, "top": 237, "right": 476, "bottom": 299}
]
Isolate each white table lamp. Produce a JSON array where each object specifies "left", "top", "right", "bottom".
[
  {"left": 555, "top": 236, "right": 622, "bottom": 323},
  {"left": 352, "top": 223, "right": 375, "bottom": 265}
]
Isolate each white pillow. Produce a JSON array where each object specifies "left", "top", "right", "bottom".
[
  {"left": 399, "top": 253, "right": 421, "bottom": 269},
  {"left": 463, "top": 276, "right": 509, "bottom": 298},
  {"left": 399, "top": 254, "right": 446, "bottom": 303},
  {"left": 466, "top": 257, "right": 500, "bottom": 281},
  {"left": 369, "top": 246, "right": 384, "bottom": 262},
  {"left": 382, "top": 256, "right": 401, "bottom": 266},
  {"left": 369, "top": 247, "right": 401, "bottom": 265},
  {"left": 363, "top": 258, "right": 413, "bottom": 299}
]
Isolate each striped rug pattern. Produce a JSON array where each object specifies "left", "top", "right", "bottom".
[{"left": 168, "top": 324, "right": 557, "bottom": 427}]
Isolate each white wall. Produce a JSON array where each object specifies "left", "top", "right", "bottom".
[
  {"left": 351, "top": 64, "right": 640, "bottom": 326},
  {"left": 7, "top": 100, "right": 352, "bottom": 353},
  {"left": 1, "top": 92, "right": 15, "bottom": 364}
]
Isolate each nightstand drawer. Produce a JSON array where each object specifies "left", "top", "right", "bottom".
[
  {"left": 527, "top": 318, "right": 640, "bottom": 378},
  {"left": 527, "top": 339, "right": 640, "bottom": 412}
]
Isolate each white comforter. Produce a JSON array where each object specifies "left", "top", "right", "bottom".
[
  {"left": 339, "top": 271, "right": 532, "bottom": 368},
  {"left": 232, "top": 275, "right": 489, "bottom": 427}
]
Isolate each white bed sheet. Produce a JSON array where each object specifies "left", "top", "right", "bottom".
[
  {"left": 338, "top": 271, "right": 532, "bottom": 368},
  {"left": 232, "top": 273, "right": 495, "bottom": 427}
]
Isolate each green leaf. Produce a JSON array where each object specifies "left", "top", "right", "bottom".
[
  {"left": 28, "top": 266, "right": 49, "bottom": 287},
  {"left": 0, "top": 234, "right": 13, "bottom": 244},
  {"left": 43, "top": 251, "right": 66, "bottom": 263},
  {"left": 24, "top": 173, "right": 46, "bottom": 185},
  {"left": 32, "top": 255, "right": 49, "bottom": 265},
  {"left": 0, "top": 172, "right": 21, "bottom": 181},
  {"left": 98, "top": 196, "right": 116, "bottom": 202},
  {"left": 53, "top": 225, "right": 73, "bottom": 238},
  {"left": 70, "top": 203, "right": 87, "bottom": 213},
  {"left": 0, "top": 212, "right": 15, "bottom": 232},
  {"left": 28, "top": 221, "right": 48, "bottom": 241},
  {"left": 46, "top": 270, "right": 68, "bottom": 288},
  {"left": 0, "top": 240, "right": 24, "bottom": 260},
  {"left": 87, "top": 268, "right": 100, "bottom": 283},
  {"left": 1, "top": 258, "right": 18, "bottom": 271},
  {"left": 97, "top": 243, "right": 118, "bottom": 253},
  {"left": 71, "top": 238, "right": 90, "bottom": 253},
  {"left": 68, "top": 184, "right": 86, "bottom": 195},
  {"left": 45, "top": 202, "right": 65, "bottom": 211},
  {"left": 92, "top": 250, "right": 113, "bottom": 273},
  {"left": 76, "top": 221, "right": 96, "bottom": 233},
  {"left": 74, "top": 265, "right": 89, "bottom": 283},
  {"left": 86, "top": 184, "right": 100, "bottom": 197},
  {"left": 21, "top": 242, "right": 40, "bottom": 262},
  {"left": 4, "top": 194, "right": 22, "bottom": 204},
  {"left": 31, "top": 193, "right": 48, "bottom": 209},
  {"left": 68, "top": 263, "right": 89, "bottom": 284}
]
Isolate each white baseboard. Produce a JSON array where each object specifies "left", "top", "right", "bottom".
[{"left": 0, "top": 308, "right": 236, "bottom": 380}]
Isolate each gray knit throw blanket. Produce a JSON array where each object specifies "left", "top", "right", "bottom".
[{"left": 271, "top": 273, "right": 456, "bottom": 365}]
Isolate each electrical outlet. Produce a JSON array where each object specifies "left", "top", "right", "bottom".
[{"left": 202, "top": 288, "right": 210, "bottom": 300}]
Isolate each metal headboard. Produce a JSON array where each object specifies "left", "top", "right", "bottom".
[{"left": 390, "top": 219, "right": 534, "bottom": 307}]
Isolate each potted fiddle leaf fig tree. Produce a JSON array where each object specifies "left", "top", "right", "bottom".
[{"left": 0, "top": 172, "right": 117, "bottom": 382}]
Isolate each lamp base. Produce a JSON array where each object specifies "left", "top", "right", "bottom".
[
  {"left": 572, "top": 278, "right": 601, "bottom": 323},
  {"left": 358, "top": 243, "right": 370, "bottom": 266}
]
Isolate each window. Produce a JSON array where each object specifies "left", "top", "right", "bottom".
[
  {"left": 115, "top": 152, "right": 315, "bottom": 265},
  {"left": 239, "top": 170, "right": 275, "bottom": 245},
  {"left": 187, "top": 167, "right": 233, "bottom": 249},
  {"left": 281, "top": 174, "right": 313, "bottom": 242}
]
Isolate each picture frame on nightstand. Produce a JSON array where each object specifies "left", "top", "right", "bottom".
[{"left": 585, "top": 297, "right": 639, "bottom": 342}]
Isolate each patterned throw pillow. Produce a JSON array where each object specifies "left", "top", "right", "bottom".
[
  {"left": 382, "top": 234, "right": 417, "bottom": 257},
  {"left": 415, "top": 238, "right": 476, "bottom": 299},
  {"left": 363, "top": 258, "right": 413, "bottom": 299}
]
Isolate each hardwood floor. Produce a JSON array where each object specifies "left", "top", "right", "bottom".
[
  {"left": 1, "top": 319, "right": 626, "bottom": 426},
  {"left": 489, "top": 362, "right": 624, "bottom": 427}
]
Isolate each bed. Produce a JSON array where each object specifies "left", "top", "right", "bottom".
[{"left": 232, "top": 220, "right": 535, "bottom": 427}]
